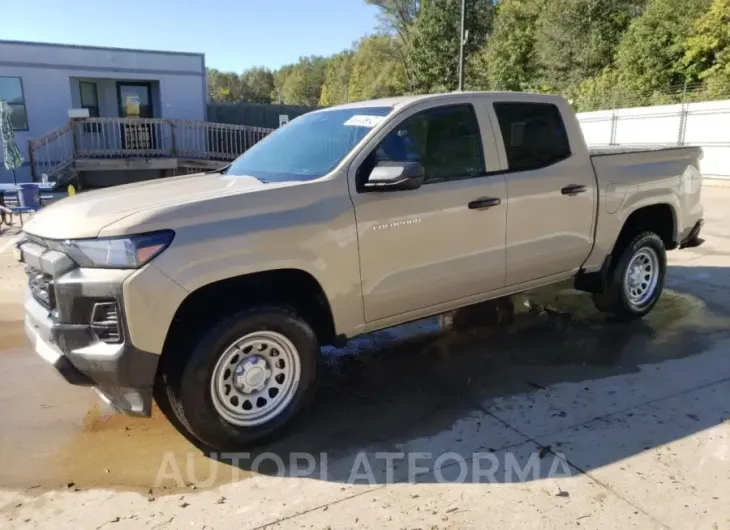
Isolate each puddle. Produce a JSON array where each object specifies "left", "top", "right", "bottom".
[
  {"left": 1, "top": 282, "right": 728, "bottom": 496},
  {"left": 324, "top": 283, "right": 723, "bottom": 377}
]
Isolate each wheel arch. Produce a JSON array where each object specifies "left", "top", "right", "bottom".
[
  {"left": 158, "top": 268, "right": 337, "bottom": 375},
  {"left": 576, "top": 203, "right": 675, "bottom": 294},
  {"left": 612, "top": 203, "right": 677, "bottom": 255}
]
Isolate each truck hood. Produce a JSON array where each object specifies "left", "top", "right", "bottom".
[{"left": 24, "top": 172, "right": 268, "bottom": 239}]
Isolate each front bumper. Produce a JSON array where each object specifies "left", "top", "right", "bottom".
[
  {"left": 21, "top": 240, "right": 161, "bottom": 416},
  {"left": 24, "top": 293, "right": 159, "bottom": 415}
]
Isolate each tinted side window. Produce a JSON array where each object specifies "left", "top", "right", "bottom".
[
  {"left": 493, "top": 103, "right": 571, "bottom": 172},
  {"left": 373, "top": 105, "right": 485, "bottom": 184}
]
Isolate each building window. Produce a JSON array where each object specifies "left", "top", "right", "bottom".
[
  {"left": 0, "top": 76, "right": 28, "bottom": 130},
  {"left": 79, "top": 82, "right": 99, "bottom": 117},
  {"left": 80, "top": 82, "right": 100, "bottom": 133}
]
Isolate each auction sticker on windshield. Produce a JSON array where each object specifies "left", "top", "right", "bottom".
[{"left": 344, "top": 115, "right": 386, "bottom": 128}]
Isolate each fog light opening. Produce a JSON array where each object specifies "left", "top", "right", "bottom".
[{"left": 90, "top": 301, "right": 123, "bottom": 344}]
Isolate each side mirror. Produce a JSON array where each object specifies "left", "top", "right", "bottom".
[{"left": 363, "top": 161, "right": 425, "bottom": 192}]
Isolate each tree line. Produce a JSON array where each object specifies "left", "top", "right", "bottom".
[{"left": 207, "top": 0, "right": 730, "bottom": 112}]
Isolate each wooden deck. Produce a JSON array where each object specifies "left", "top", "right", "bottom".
[{"left": 28, "top": 118, "right": 274, "bottom": 187}]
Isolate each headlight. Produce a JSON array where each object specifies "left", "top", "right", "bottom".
[{"left": 49, "top": 231, "right": 175, "bottom": 269}]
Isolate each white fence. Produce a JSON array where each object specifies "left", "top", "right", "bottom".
[{"left": 578, "top": 99, "right": 730, "bottom": 178}]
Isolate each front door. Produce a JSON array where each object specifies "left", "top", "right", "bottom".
[
  {"left": 351, "top": 103, "right": 508, "bottom": 324},
  {"left": 117, "top": 82, "right": 157, "bottom": 150},
  {"left": 117, "top": 83, "right": 154, "bottom": 118}
]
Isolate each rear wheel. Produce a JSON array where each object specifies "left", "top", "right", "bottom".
[
  {"left": 592, "top": 231, "right": 666, "bottom": 321},
  {"left": 165, "top": 306, "right": 318, "bottom": 449}
]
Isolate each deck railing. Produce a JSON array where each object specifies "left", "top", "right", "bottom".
[
  {"left": 27, "top": 122, "right": 75, "bottom": 181},
  {"left": 28, "top": 118, "right": 274, "bottom": 180}
]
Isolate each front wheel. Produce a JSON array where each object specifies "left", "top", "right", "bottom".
[
  {"left": 592, "top": 231, "right": 667, "bottom": 321},
  {"left": 166, "top": 307, "right": 318, "bottom": 449}
]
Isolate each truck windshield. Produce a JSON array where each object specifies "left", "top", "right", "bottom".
[{"left": 224, "top": 106, "right": 394, "bottom": 182}]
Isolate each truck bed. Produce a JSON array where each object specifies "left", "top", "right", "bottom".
[{"left": 588, "top": 146, "right": 703, "bottom": 185}]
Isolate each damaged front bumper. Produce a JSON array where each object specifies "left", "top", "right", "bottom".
[{"left": 21, "top": 239, "right": 160, "bottom": 416}]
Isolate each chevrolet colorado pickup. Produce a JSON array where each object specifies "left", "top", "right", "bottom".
[{"left": 19, "top": 92, "right": 704, "bottom": 449}]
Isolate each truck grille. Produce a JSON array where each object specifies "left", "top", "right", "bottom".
[
  {"left": 26, "top": 267, "right": 55, "bottom": 309},
  {"left": 91, "top": 302, "right": 123, "bottom": 343}
]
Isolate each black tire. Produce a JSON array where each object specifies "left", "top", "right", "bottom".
[
  {"left": 592, "top": 231, "right": 666, "bottom": 321},
  {"left": 164, "top": 306, "right": 319, "bottom": 450}
]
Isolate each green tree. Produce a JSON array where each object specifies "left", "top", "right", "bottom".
[
  {"left": 366, "top": 0, "right": 419, "bottom": 91},
  {"left": 272, "top": 65, "right": 294, "bottom": 103},
  {"left": 615, "top": 0, "right": 710, "bottom": 95},
  {"left": 319, "top": 36, "right": 409, "bottom": 105},
  {"left": 408, "top": 0, "right": 493, "bottom": 93},
  {"left": 207, "top": 69, "right": 244, "bottom": 102},
  {"left": 240, "top": 67, "right": 275, "bottom": 104},
  {"left": 682, "top": 0, "right": 730, "bottom": 96},
  {"left": 281, "top": 56, "right": 329, "bottom": 106},
  {"left": 319, "top": 51, "right": 354, "bottom": 106},
  {"left": 535, "top": 0, "right": 647, "bottom": 94},
  {"left": 366, "top": 0, "right": 421, "bottom": 43},
  {"left": 573, "top": 68, "right": 637, "bottom": 111},
  {"left": 349, "top": 35, "right": 409, "bottom": 101},
  {"left": 469, "top": 0, "right": 546, "bottom": 91}
]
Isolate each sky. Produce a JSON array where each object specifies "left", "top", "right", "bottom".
[{"left": 1, "top": 0, "right": 381, "bottom": 72}]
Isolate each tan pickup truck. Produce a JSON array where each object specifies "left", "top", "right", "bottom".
[{"left": 19, "top": 92, "right": 704, "bottom": 449}]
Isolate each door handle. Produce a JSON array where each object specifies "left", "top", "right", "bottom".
[
  {"left": 561, "top": 184, "right": 587, "bottom": 196},
  {"left": 468, "top": 197, "right": 501, "bottom": 210}
]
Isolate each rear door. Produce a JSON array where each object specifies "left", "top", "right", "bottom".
[
  {"left": 349, "top": 100, "right": 507, "bottom": 325},
  {"left": 491, "top": 101, "right": 596, "bottom": 286}
]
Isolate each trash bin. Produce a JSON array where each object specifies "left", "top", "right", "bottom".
[{"left": 18, "top": 183, "right": 41, "bottom": 209}]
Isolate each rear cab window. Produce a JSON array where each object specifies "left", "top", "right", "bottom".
[{"left": 493, "top": 102, "right": 571, "bottom": 172}]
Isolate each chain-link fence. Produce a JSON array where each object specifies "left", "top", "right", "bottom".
[
  {"left": 576, "top": 83, "right": 730, "bottom": 178},
  {"left": 573, "top": 81, "right": 730, "bottom": 113}
]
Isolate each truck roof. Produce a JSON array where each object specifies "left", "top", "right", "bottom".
[{"left": 321, "top": 91, "right": 568, "bottom": 111}]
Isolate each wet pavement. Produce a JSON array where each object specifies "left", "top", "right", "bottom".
[
  {"left": 0, "top": 281, "right": 725, "bottom": 496},
  {"left": 1, "top": 184, "right": 729, "bottom": 529}
]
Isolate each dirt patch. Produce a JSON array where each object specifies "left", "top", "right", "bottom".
[
  {"left": 0, "top": 245, "right": 24, "bottom": 296},
  {"left": 0, "top": 319, "right": 24, "bottom": 349},
  {"left": 0, "top": 242, "right": 25, "bottom": 348},
  {"left": 1, "top": 400, "right": 248, "bottom": 495},
  {"left": 0, "top": 252, "right": 26, "bottom": 349},
  {"left": 52, "top": 404, "right": 248, "bottom": 494}
]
